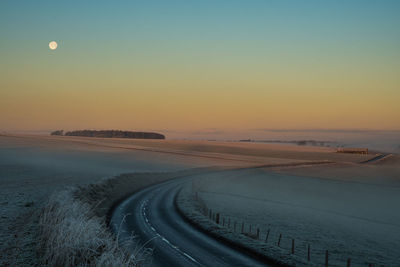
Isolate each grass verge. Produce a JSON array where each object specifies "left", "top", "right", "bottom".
[
  {"left": 36, "top": 168, "right": 217, "bottom": 267},
  {"left": 37, "top": 188, "right": 146, "bottom": 266}
]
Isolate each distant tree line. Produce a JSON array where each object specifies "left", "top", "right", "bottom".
[
  {"left": 51, "top": 130, "right": 165, "bottom": 139},
  {"left": 51, "top": 130, "right": 64, "bottom": 136},
  {"left": 238, "top": 139, "right": 337, "bottom": 147}
]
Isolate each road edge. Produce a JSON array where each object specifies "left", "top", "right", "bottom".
[{"left": 174, "top": 184, "right": 315, "bottom": 267}]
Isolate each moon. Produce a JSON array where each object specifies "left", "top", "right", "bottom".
[{"left": 49, "top": 41, "right": 58, "bottom": 50}]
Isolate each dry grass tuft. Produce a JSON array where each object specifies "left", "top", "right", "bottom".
[{"left": 38, "top": 188, "right": 147, "bottom": 267}]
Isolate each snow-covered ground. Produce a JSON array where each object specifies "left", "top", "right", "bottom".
[{"left": 194, "top": 161, "right": 400, "bottom": 266}]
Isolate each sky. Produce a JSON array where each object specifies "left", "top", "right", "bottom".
[{"left": 1, "top": 0, "right": 399, "bottom": 136}]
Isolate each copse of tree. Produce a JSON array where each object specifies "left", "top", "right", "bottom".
[
  {"left": 63, "top": 130, "right": 165, "bottom": 139},
  {"left": 51, "top": 130, "right": 64, "bottom": 136}
]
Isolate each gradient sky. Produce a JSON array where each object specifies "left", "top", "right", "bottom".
[{"left": 1, "top": 0, "right": 399, "bottom": 134}]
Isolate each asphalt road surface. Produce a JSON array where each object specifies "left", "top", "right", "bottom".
[{"left": 111, "top": 175, "right": 273, "bottom": 267}]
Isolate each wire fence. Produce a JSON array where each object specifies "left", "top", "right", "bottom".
[{"left": 192, "top": 189, "right": 380, "bottom": 267}]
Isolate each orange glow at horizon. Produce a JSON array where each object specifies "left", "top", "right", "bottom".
[{"left": 1, "top": 2, "right": 399, "bottom": 133}]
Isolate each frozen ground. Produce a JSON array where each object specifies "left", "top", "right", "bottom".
[
  {"left": 0, "top": 135, "right": 240, "bottom": 266},
  {"left": 0, "top": 134, "right": 384, "bottom": 266},
  {"left": 193, "top": 158, "right": 400, "bottom": 266}
]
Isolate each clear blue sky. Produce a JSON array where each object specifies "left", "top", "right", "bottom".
[{"left": 1, "top": 1, "right": 399, "bottom": 132}]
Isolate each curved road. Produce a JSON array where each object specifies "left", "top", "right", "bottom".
[{"left": 110, "top": 176, "right": 272, "bottom": 267}]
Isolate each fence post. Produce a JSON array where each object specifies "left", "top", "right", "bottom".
[
  {"left": 265, "top": 229, "right": 270, "bottom": 243},
  {"left": 291, "top": 239, "right": 295, "bottom": 254},
  {"left": 307, "top": 244, "right": 311, "bottom": 261},
  {"left": 325, "top": 250, "right": 328, "bottom": 267},
  {"left": 257, "top": 228, "right": 260, "bottom": 239},
  {"left": 347, "top": 258, "right": 351, "bottom": 267},
  {"left": 216, "top": 213, "right": 220, "bottom": 224},
  {"left": 277, "top": 234, "right": 282, "bottom": 247}
]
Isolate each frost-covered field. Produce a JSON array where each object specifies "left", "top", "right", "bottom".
[
  {"left": 0, "top": 134, "right": 239, "bottom": 266},
  {"left": 194, "top": 160, "right": 400, "bottom": 266},
  {"left": 0, "top": 134, "right": 386, "bottom": 266}
]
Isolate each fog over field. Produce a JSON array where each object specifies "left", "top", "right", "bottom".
[
  {"left": 158, "top": 129, "right": 400, "bottom": 153},
  {"left": 8, "top": 129, "right": 400, "bottom": 153}
]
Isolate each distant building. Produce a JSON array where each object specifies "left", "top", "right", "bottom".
[{"left": 337, "top": 147, "right": 368, "bottom": 154}]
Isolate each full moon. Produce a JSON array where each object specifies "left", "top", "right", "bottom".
[{"left": 49, "top": 41, "right": 58, "bottom": 50}]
